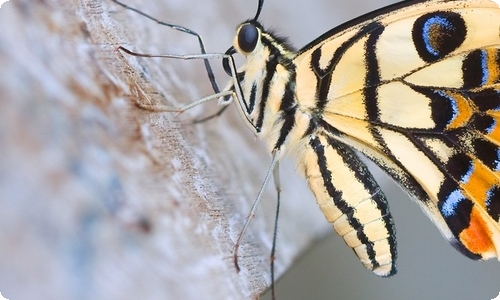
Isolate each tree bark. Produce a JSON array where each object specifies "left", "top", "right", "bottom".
[{"left": 0, "top": 0, "right": 328, "bottom": 299}]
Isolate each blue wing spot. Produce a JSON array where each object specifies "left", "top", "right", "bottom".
[
  {"left": 441, "top": 190, "right": 466, "bottom": 218},
  {"left": 460, "top": 162, "right": 474, "bottom": 184},
  {"left": 435, "top": 90, "right": 459, "bottom": 128},
  {"left": 495, "top": 148, "right": 500, "bottom": 171},
  {"left": 412, "top": 12, "right": 466, "bottom": 62},
  {"left": 422, "top": 16, "right": 454, "bottom": 57},
  {"left": 480, "top": 50, "right": 490, "bottom": 86},
  {"left": 485, "top": 117, "right": 497, "bottom": 135}
]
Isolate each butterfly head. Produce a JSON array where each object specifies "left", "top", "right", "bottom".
[
  {"left": 222, "top": 20, "right": 296, "bottom": 135},
  {"left": 222, "top": 20, "right": 267, "bottom": 78},
  {"left": 234, "top": 21, "right": 263, "bottom": 55}
]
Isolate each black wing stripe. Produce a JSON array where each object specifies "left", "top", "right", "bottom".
[
  {"left": 273, "top": 73, "right": 297, "bottom": 151},
  {"left": 310, "top": 136, "right": 378, "bottom": 267}
]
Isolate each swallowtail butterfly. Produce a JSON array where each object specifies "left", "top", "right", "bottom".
[{"left": 112, "top": 0, "right": 500, "bottom": 287}]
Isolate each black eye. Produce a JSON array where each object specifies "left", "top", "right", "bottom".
[{"left": 238, "top": 24, "right": 258, "bottom": 53}]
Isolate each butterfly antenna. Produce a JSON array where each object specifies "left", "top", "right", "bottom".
[
  {"left": 253, "top": 0, "right": 264, "bottom": 20},
  {"left": 111, "top": 0, "right": 220, "bottom": 94}
]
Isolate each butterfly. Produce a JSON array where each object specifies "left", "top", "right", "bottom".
[
  {"left": 113, "top": 0, "right": 500, "bottom": 283},
  {"left": 220, "top": 0, "right": 500, "bottom": 277}
]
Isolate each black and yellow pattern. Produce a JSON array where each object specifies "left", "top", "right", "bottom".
[{"left": 223, "top": 0, "right": 500, "bottom": 275}]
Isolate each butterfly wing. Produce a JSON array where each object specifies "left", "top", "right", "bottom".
[
  {"left": 299, "top": 131, "right": 397, "bottom": 276},
  {"left": 294, "top": 0, "right": 500, "bottom": 266}
]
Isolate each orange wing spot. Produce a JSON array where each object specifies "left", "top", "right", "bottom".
[
  {"left": 461, "top": 160, "right": 498, "bottom": 206},
  {"left": 445, "top": 91, "right": 474, "bottom": 130},
  {"left": 459, "top": 207, "right": 495, "bottom": 256},
  {"left": 485, "top": 49, "right": 500, "bottom": 85},
  {"left": 487, "top": 110, "right": 500, "bottom": 119}
]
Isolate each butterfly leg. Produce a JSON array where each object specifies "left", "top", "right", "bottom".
[
  {"left": 110, "top": 0, "right": 220, "bottom": 94},
  {"left": 270, "top": 160, "right": 281, "bottom": 300},
  {"left": 233, "top": 150, "right": 281, "bottom": 273}
]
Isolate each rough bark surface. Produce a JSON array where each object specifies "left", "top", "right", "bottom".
[{"left": 0, "top": 0, "right": 327, "bottom": 299}]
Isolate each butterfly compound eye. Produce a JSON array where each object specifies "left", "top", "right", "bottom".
[{"left": 238, "top": 23, "right": 258, "bottom": 53}]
